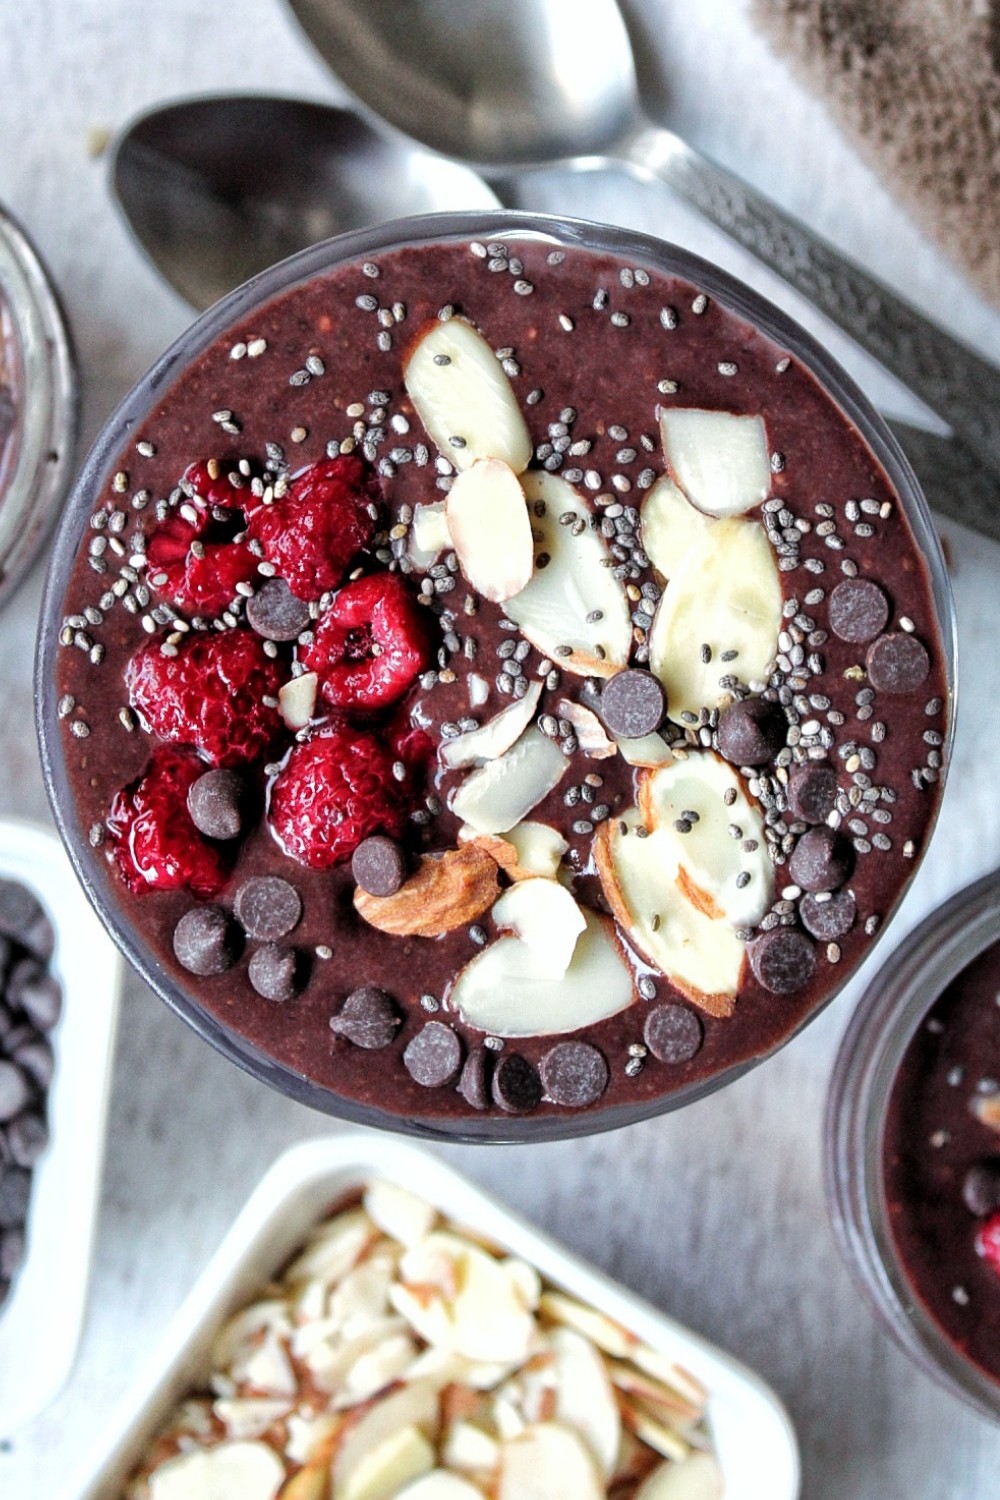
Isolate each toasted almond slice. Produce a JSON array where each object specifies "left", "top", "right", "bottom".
[
  {"left": 497, "top": 1422, "right": 605, "bottom": 1500},
  {"left": 491, "top": 879, "right": 586, "bottom": 980},
  {"left": 619, "top": 1399, "right": 691, "bottom": 1464},
  {"left": 638, "top": 753, "right": 774, "bottom": 927},
  {"left": 278, "top": 671, "right": 317, "bottom": 730},
  {"left": 538, "top": 1291, "right": 635, "bottom": 1359},
  {"left": 213, "top": 1397, "right": 291, "bottom": 1441},
  {"left": 449, "top": 909, "right": 633, "bottom": 1037},
  {"left": 634, "top": 1454, "right": 724, "bottom": 1500},
  {"left": 460, "top": 821, "right": 568, "bottom": 881},
  {"left": 147, "top": 1441, "right": 285, "bottom": 1500},
  {"left": 594, "top": 811, "right": 743, "bottom": 1018},
  {"left": 284, "top": 1207, "right": 375, "bottom": 1288},
  {"left": 337, "top": 1423, "right": 436, "bottom": 1500},
  {"left": 504, "top": 472, "right": 631, "bottom": 677},
  {"left": 442, "top": 1419, "right": 502, "bottom": 1473},
  {"left": 556, "top": 699, "right": 617, "bottom": 758},
  {"left": 286, "top": 1411, "right": 342, "bottom": 1466},
  {"left": 449, "top": 726, "right": 568, "bottom": 835},
  {"left": 392, "top": 1233, "right": 537, "bottom": 1365},
  {"left": 648, "top": 517, "right": 782, "bottom": 721},
  {"left": 615, "top": 731, "right": 673, "bottom": 768},
  {"left": 404, "top": 316, "right": 532, "bottom": 473},
  {"left": 639, "top": 475, "right": 715, "bottom": 575},
  {"left": 395, "top": 1472, "right": 488, "bottom": 1500},
  {"left": 548, "top": 1327, "right": 621, "bottom": 1479},
  {"left": 606, "top": 1364, "right": 704, "bottom": 1429},
  {"left": 354, "top": 845, "right": 500, "bottom": 937},
  {"left": 332, "top": 1381, "right": 440, "bottom": 1500},
  {"left": 441, "top": 681, "right": 542, "bottom": 769},
  {"left": 659, "top": 408, "right": 770, "bottom": 518},
  {"left": 409, "top": 500, "right": 452, "bottom": 569},
  {"left": 364, "top": 1180, "right": 438, "bottom": 1248},
  {"left": 445, "top": 459, "right": 534, "bottom": 602}
]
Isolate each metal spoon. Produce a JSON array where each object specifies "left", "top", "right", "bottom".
[
  {"left": 284, "top": 0, "right": 1000, "bottom": 486},
  {"left": 110, "top": 94, "right": 501, "bottom": 311}
]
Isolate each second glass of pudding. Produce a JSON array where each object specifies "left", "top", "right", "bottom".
[{"left": 37, "top": 213, "right": 954, "bottom": 1140}]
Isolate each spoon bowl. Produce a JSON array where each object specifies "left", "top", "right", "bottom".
[{"left": 111, "top": 94, "right": 501, "bottom": 310}]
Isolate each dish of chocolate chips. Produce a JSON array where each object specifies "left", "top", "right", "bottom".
[{"left": 45, "top": 223, "right": 951, "bottom": 1136}]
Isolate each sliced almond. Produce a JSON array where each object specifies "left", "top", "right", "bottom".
[
  {"left": 593, "top": 812, "right": 743, "bottom": 1018},
  {"left": 147, "top": 1441, "right": 285, "bottom": 1500},
  {"left": 504, "top": 472, "right": 631, "bottom": 677},
  {"left": 659, "top": 408, "right": 770, "bottom": 518},
  {"left": 332, "top": 1381, "right": 440, "bottom": 1500},
  {"left": 284, "top": 1207, "right": 375, "bottom": 1289},
  {"left": 409, "top": 500, "right": 452, "bottom": 569},
  {"left": 634, "top": 1454, "right": 725, "bottom": 1500},
  {"left": 404, "top": 316, "right": 532, "bottom": 473},
  {"left": 442, "top": 1419, "right": 501, "bottom": 1474},
  {"left": 336, "top": 1423, "right": 436, "bottom": 1500},
  {"left": 619, "top": 1400, "right": 690, "bottom": 1464},
  {"left": 638, "top": 753, "right": 774, "bottom": 927},
  {"left": 213, "top": 1397, "right": 291, "bottom": 1442},
  {"left": 279, "top": 671, "right": 317, "bottom": 730},
  {"left": 441, "top": 681, "right": 542, "bottom": 769},
  {"left": 286, "top": 1411, "right": 342, "bottom": 1466},
  {"left": 337, "top": 1331, "right": 420, "bottom": 1408},
  {"left": 445, "top": 458, "right": 534, "bottom": 602},
  {"left": 354, "top": 845, "right": 500, "bottom": 937},
  {"left": 396, "top": 1473, "right": 488, "bottom": 1500},
  {"left": 449, "top": 909, "right": 633, "bottom": 1037},
  {"left": 282, "top": 1465, "right": 329, "bottom": 1500},
  {"left": 615, "top": 731, "right": 674, "bottom": 768},
  {"left": 392, "top": 1233, "right": 537, "bottom": 1365},
  {"left": 365, "top": 1179, "right": 438, "bottom": 1248},
  {"left": 539, "top": 1291, "right": 635, "bottom": 1360},
  {"left": 497, "top": 1422, "right": 605, "bottom": 1500},
  {"left": 548, "top": 1327, "right": 621, "bottom": 1478},
  {"left": 449, "top": 726, "right": 567, "bottom": 835},
  {"left": 606, "top": 1363, "right": 704, "bottom": 1428},
  {"left": 491, "top": 879, "right": 586, "bottom": 980},
  {"left": 460, "top": 821, "right": 568, "bottom": 881},
  {"left": 639, "top": 475, "right": 715, "bottom": 575},
  {"left": 556, "top": 699, "right": 617, "bottom": 758},
  {"left": 211, "top": 1299, "right": 293, "bottom": 1372},
  {"left": 234, "top": 1328, "right": 297, "bottom": 1398},
  {"left": 648, "top": 516, "right": 781, "bottom": 722}
]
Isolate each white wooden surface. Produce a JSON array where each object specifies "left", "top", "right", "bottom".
[{"left": 2, "top": 1, "right": 1000, "bottom": 1494}]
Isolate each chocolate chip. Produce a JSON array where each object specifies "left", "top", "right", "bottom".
[
  {"left": 172, "top": 905, "right": 241, "bottom": 976},
  {"left": 404, "top": 1021, "right": 463, "bottom": 1088},
  {"left": 788, "top": 827, "right": 854, "bottom": 893},
  {"left": 598, "top": 669, "right": 666, "bottom": 738},
  {"left": 458, "top": 1046, "right": 491, "bottom": 1110},
  {"left": 246, "top": 577, "right": 312, "bottom": 640},
  {"left": 11, "top": 969, "right": 61, "bottom": 1032},
  {"left": 12, "top": 1040, "right": 53, "bottom": 1091},
  {"left": 248, "top": 944, "right": 302, "bottom": 1001},
  {"left": 643, "top": 1003, "right": 704, "bottom": 1063},
  {"left": 717, "top": 697, "right": 787, "bottom": 767},
  {"left": 187, "top": 769, "right": 246, "bottom": 841},
  {"left": 787, "top": 763, "right": 838, "bottom": 825},
  {"left": 491, "top": 1052, "right": 542, "bottom": 1114},
  {"left": 866, "top": 632, "right": 931, "bottom": 694},
  {"left": 352, "top": 836, "right": 407, "bottom": 898},
  {"left": 0, "top": 881, "right": 53, "bottom": 962},
  {"left": 0, "top": 1226, "right": 25, "bottom": 1281},
  {"left": 0, "top": 1063, "right": 30, "bottom": 1124},
  {"left": 962, "top": 1161, "right": 1000, "bottom": 1217},
  {"left": 540, "top": 1041, "right": 609, "bottom": 1107},
  {"left": 800, "top": 889, "right": 856, "bottom": 941},
  {"left": 234, "top": 876, "right": 302, "bottom": 940},
  {"left": 5, "top": 1112, "right": 48, "bottom": 1168},
  {"left": 330, "top": 986, "right": 401, "bottom": 1049},
  {"left": 0, "top": 1166, "right": 31, "bottom": 1228},
  {"left": 828, "top": 578, "right": 889, "bottom": 643},
  {"left": 749, "top": 927, "right": 817, "bottom": 994}
]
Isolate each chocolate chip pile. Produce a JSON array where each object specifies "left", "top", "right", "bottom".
[{"left": 0, "top": 878, "right": 59, "bottom": 1307}]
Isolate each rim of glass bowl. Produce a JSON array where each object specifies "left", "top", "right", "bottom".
[
  {"left": 825, "top": 870, "right": 1000, "bottom": 1422},
  {"left": 0, "top": 204, "right": 78, "bottom": 613},
  {"left": 35, "top": 209, "right": 957, "bottom": 1143}
]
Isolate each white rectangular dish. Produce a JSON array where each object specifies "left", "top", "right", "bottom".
[
  {"left": 66, "top": 1131, "right": 800, "bottom": 1500},
  {"left": 0, "top": 816, "right": 122, "bottom": 1435}
]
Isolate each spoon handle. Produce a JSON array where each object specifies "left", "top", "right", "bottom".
[{"left": 620, "top": 123, "right": 1000, "bottom": 477}]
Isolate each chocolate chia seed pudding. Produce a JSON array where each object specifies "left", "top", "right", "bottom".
[
  {"left": 41, "top": 217, "right": 951, "bottom": 1138},
  {"left": 883, "top": 936, "right": 1000, "bottom": 1389}
]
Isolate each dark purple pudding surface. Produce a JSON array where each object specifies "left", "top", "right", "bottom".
[
  {"left": 51, "top": 232, "right": 949, "bottom": 1132},
  {"left": 883, "top": 938, "right": 1000, "bottom": 1386}
]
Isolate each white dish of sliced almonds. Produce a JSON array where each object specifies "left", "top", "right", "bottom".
[{"left": 66, "top": 1135, "right": 799, "bottom": 1500}]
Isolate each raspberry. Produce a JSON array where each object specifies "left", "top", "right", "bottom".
[
  {"left": 107, "top": 747, "right": 230, "bottom": 897},
  {"left": 126, "top": 629, "right": 285, "bottom": 768},
  {"left": 268, "top": 726, "right": 412, "bottom": 869},
  {"left": 303, "top": 572, "right": 432, "bottom": 711},
  {"left": 182, "top": 457, "right": 255, "bottom": 509},
  {"left": 146, "top": 510, "right": 258, "bottom": 617},
  {"left": 246, "top": 454, "right": 378, "bottom": 601},
  {"left": 976, "top": 1212, "right": 1000, "bottom": 1276}
]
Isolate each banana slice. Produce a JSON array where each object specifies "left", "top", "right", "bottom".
[
  {"left": 491, "top": 878, "right": 586, "bottom": 980},
  {"left": 638, "top": 753, "right": 774, "bottom": 926},
  {"left": 404, "top": 316, "right": 532, "bottom": 473},
  {"left": 446, "top": 458, "right": 534, "bottom": 602},
  {"left": 449, "top": 909, "right": 633, "bottom": 1037},
  {"left": 593, "top": 810, "right": 744, "bottom": 1017},
  {"left": 659, "top": 408, "right": 770, "bottom": 517},
  {"left": 441, "top": 682, "right": 542, "bottom": 769},
  {"left": 449, "top": 726, "right": 568, "bottom": 834},
  {"left": 497, "top": 1422, "right": 605, "bottom": 1500},
  {"left": 648, "top": 517, "right": 781, "bottom": 721},
  {"left": 634, "top": 1454, "right": 725, "bottom": 1500},
  {"left": 147, "top": 1441, "right": 285, "bottom": 1500},
  {"left": 504, "top": 472, "right": 632, "bottom": 678}
]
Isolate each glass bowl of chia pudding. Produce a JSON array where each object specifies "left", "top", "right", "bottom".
[
  {"left": 827, "top": 871, "right": 1000, "bottom": 1422},
  {"left": 36, "top": 211, "right": 955, "bottom": 1141}
]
